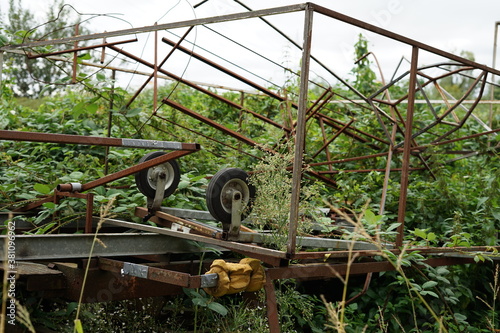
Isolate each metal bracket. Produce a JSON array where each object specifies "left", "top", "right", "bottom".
[
  {"left": 144, "top": 168, "right": 168, "bottom": 222},
  {"left": 227, "top": 190, "right": 242, "bottom": 240},
  {"left": 121, "top": 262, "right": 149, "bottom": 279},
  {"left": 200, "top": 273, "right": 219, "bottom": 288}
]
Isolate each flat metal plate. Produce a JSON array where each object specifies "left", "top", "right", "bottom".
[
  {"left": 0, "top": 233, "right": 203, "bottom": 260},
  {"left": 200, "top": 273, "right": 219, "bottom": 288},
  {"left": 122, "top": 262, "right": 149, "bottom": 279}
]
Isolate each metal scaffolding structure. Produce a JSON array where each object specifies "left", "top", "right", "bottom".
[{"left": 1, "top": 3, "right": 499, "bottom": 332}]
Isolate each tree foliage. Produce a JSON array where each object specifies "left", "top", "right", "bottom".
[{"left": 0, "top": 0, "right": 89, "bottom": 97}]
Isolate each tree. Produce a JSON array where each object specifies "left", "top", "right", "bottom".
[{"left": 1, "top": 0, "right": 88, "bottom": 97}]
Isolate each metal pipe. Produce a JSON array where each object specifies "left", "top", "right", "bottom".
[
  {"left": 26, "top": 38, "right": 137, "bottom": 59},
  {"left": 0, "top": 130, "right": 199, "bottom": 151},
  {"left": 108, "top": 44, "right": 288, "bottom": 132},
  {"left": 489, "top": 22, "right": 500, "bottom": 134},
  {"left": 81, "top": 150, "right": 196, "bottom": 192},
  {"left": 0, "top": 51, "right": 3, "bottom": 98},
  {"left": 161, "top": 37, "right": 288, "bottom": 104},
  {"left": 72, "top": 24, "right": 79, "bottom": 84},
  {"left": 104, "top": 69, "right": 116, "bottom": 175},
  {"left": 0, "top": 4, "right": 307, "bottom": 50},
  {"left": 126, "top": 26, "right": 194, "bottom": 108},
  {"left": 396, "top": 46, "right": 419, "bottom": 247},
  {"left": 286, "top": 5, "right": 314, "bottom": 255}
]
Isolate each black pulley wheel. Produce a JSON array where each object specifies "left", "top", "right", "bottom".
[
  {"left": 135, "top": 151, "right": 181, "bottom": 199},
  {"left": 206, "top": 168, "right": 255, "bottom": 224}
]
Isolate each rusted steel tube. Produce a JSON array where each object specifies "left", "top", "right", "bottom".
[
  {"left": 27, "top": 38, "right": 137, "bottom": 59},
  {"left": 81, "top": 150, "right": 196, "bottom": 192},
  {"left": 108, "top": 44, "right": 288, "bottom": 132},
  {"left": 396, "top": 46, "right": 419, "bottom": 247},
  {"left": 287, "top": 5, "right": 314, "bottom": 255},
  {"left": 126, "top": 27, "right": 194, "bottom": 108},
  {"left": 264, "top": 271, "right": 280, "bottom": 333},
  {"left": 56, "top": 183, "right": 82, "bottom": 193},
  {"left": 162, "top": 37, "right": 288, "bottom": 104},
  {"left": 0, "top": 130, "right": 199, "bottom": 151},
  {"left": 162, "top": 98, "right": 266, "bottom": 150}
]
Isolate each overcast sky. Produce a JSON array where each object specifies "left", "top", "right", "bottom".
[{"left": 1, "top": 0, "right": 500, "bottom": 90}]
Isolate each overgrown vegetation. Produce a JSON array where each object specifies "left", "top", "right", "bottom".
[{"left": 0, "top": 3, "right": 499, "bottom": 331}]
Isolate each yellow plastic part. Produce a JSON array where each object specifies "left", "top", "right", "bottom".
[{"left": 204, "top": 258, "right": 266, "bottom": 297}]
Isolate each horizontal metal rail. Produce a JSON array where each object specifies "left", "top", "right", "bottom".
[
  {"left": 0, "top": 233, "right": 204, "bottom": 260},
  {"left": 98, "top": 258, "right": 218, "bottom": 288},
  {"left": 0, "top": 130, "right": 199, "bottom": 151}
]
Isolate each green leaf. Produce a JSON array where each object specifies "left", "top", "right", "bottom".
[
  {"left": 426, "top": 232, "right": 437, "bottom": 242},
  {"left": 85, "top": 103, "right": 99, "bottom": 114},
  {"left": 192, "top": 298, "right": 207, "bottom": 307},
  {"left": 42, "top": 202, "right": 56, "bottom": 209},
  {"left": 422, "top": 281, "right": 438, "bottom": 289},
  {"left": 34, "top": 183, "right": 51, "bottom": 194},
  {"left": 73, "top": 102, "right": 86, "bottom": 117},
  {"left": 207, "top": 302, "right": 228, "bottom": 316},
  {"left": 413, "top": 228, "right": 427, "bottom": 239},
  {"left": 78, "top": 52, "right": 91, "bottom": 60},
  {"left": 66, "top": 302, "right": 78, "bottom": 316},
  {"left": 69, "top": 171, "right": 84, "bottom": 180},
  {"left": 420, "top": 290, "right": 439, "bottom": 298},
  {"left": 35, "top": 222, "right": 56, "bottom": 234},
  {"left": 125, "top": 108, "right": 142, "bottom": 117},
  {"left": 96, "top": 73, "right": 106, "bottom": 81},
  {"left": 454, "top": 313, "right": 467, "bottom": 322},
  {"left": 0, "top": 34, "right": 8, "bottom": 46},
  {"left": 178, "top": 180, "right": 190, "bottom": 189},
  {"left": 476, "top": 196, "right": 489, "bottom": 208}
]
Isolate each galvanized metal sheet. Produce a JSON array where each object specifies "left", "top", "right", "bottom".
[{"left": 121, "top": 138, "right": 182, "bottom": 150}]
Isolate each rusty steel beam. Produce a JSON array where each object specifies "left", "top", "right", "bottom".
[
  {"left": 310, "top": 119, "right": 355, "bottom": 160},
  {"left": 266, "top": 256, "right": 475, "bottom": 281},
  {"left": 102, "top": 218, "right": 289, "bottom": 262},
  {"left": 317, "top": 167, "right": 425, "bottom": 174},
  {"left": 1, "top": 4, "right": 307, "bottom": 50},
  {"left": 264, "top": 270, "right": 280, "bottom": 333},
  {"left": 162, "top": 37, "right": 288, "bottom": 104},
  {"left": 126, "top": 27, "right": 194, "bottom": 108},
  {"left": 16, "top": 148, "right": 198, "bottom": 213},
  {"left": 98, "top": 258, "right": 205, "bottom": 288},
  {"left": 287, "top": 5, "right": 314, "bottom": 255},
  {"left": 108, "top": 44, "right": 288, "bottom": 132},
  {"left": 396, "top": 46, "right": 419, "bottom": 247},
  {"left": 310, "top": 4, "right": 500, "bottom": 77},
  {"left": 289, "top": 245, "right": 500, "bottom": 261},
  {"left": 27, "top": 38, "right": 138, "bottom": 59},
  {"left": 55, "top": 262, "right": 184, "bottom": 302},
  {"left": 135, "top": 207, "right": 223, "bottom": 239},
  {"left": 161, "top": 98, "right": 265, "bottom": 150},
  {"left": 0, "top": 130, "right": 199, "bottom": 150},
  {"left": 81, "top": 149, "right": 196, "bottom": 192}
]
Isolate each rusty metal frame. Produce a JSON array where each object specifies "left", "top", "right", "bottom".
[{"left": 1, "top": 3, "right": 499, "bottom": 332}]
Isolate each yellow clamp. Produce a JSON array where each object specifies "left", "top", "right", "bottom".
[{"left": 203, "top": 258, "right": 266, "bottom": 297}]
